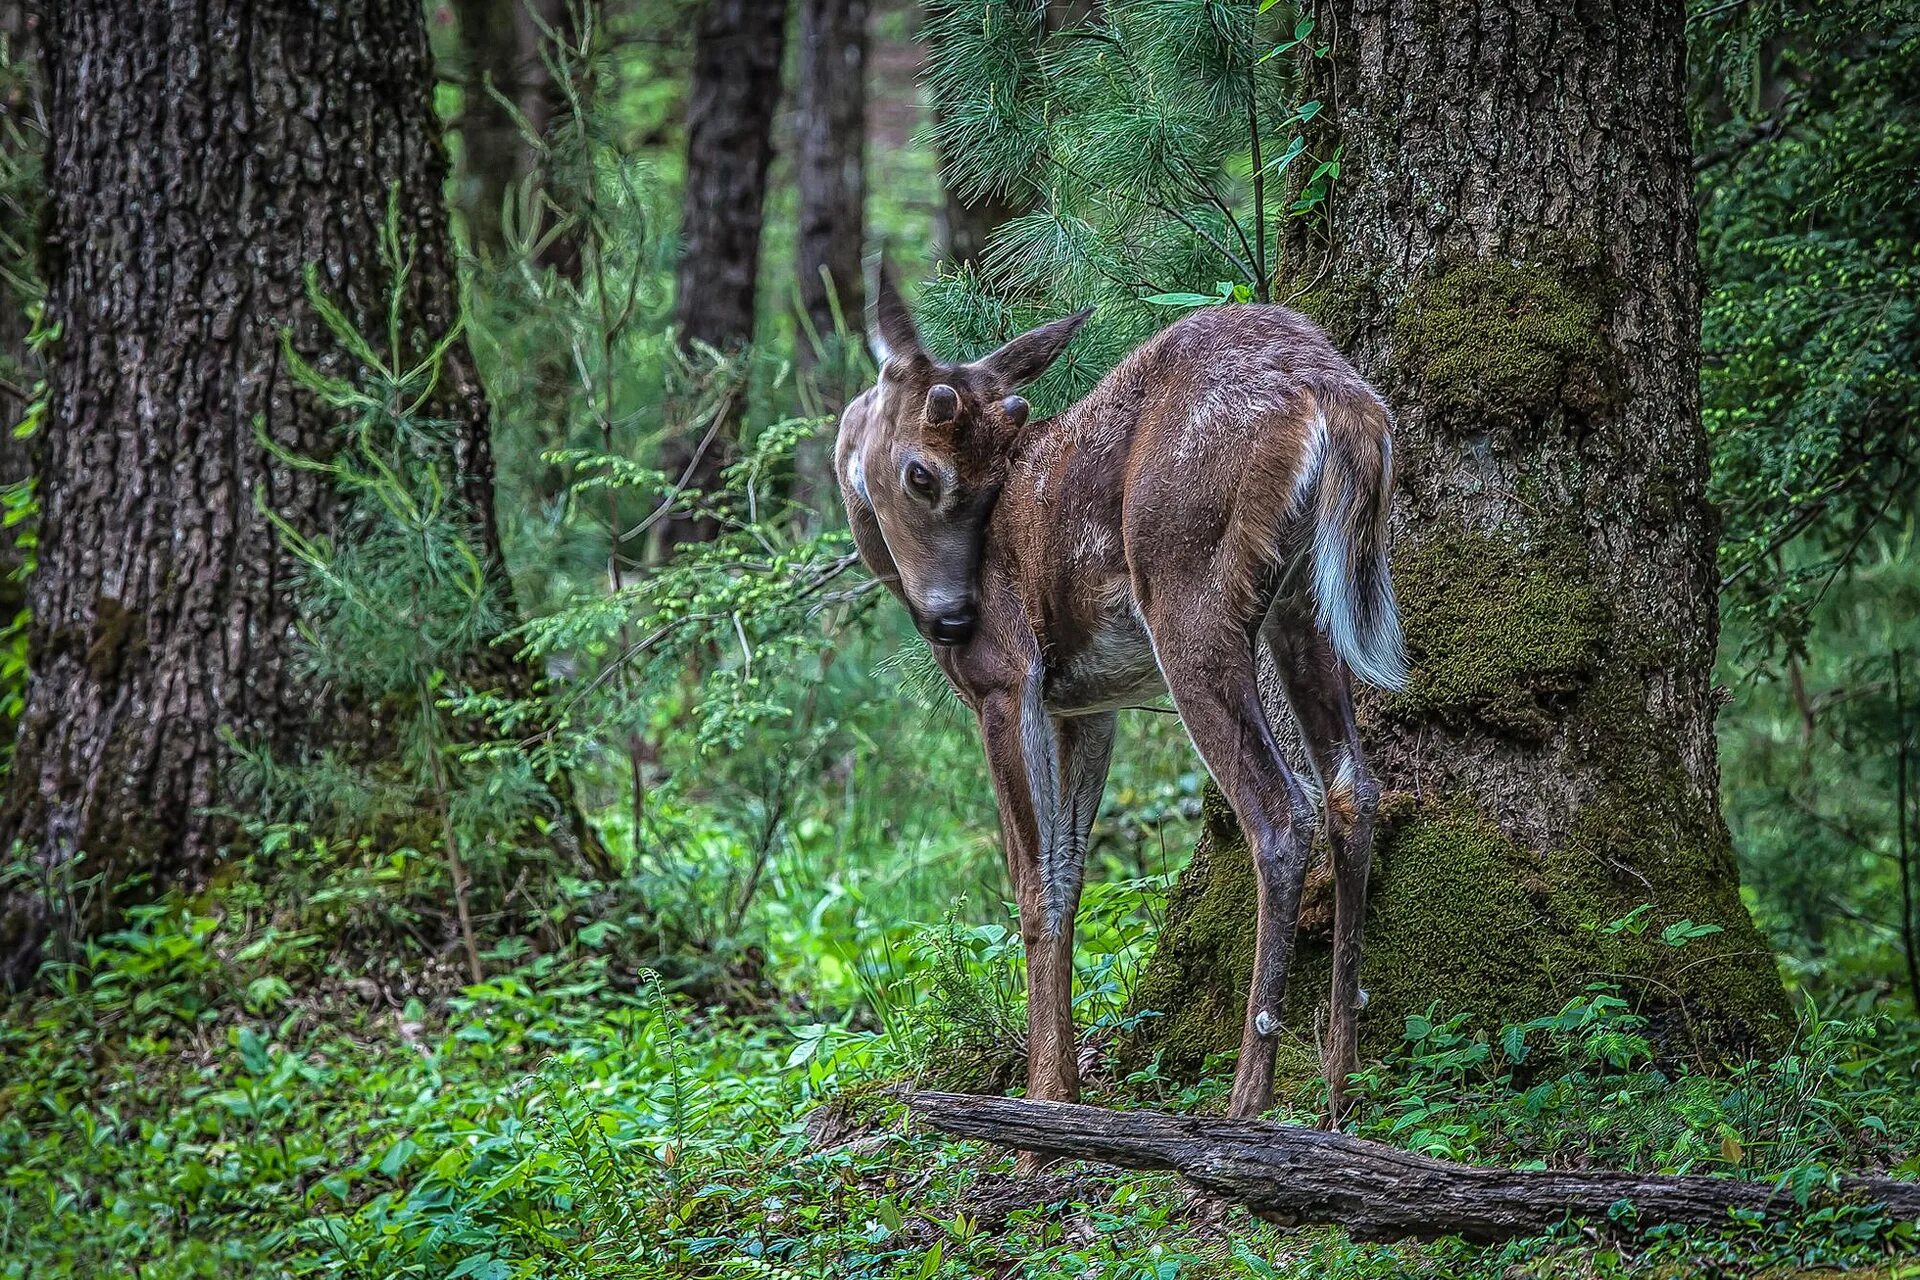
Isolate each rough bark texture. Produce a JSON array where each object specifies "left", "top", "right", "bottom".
[
  {"left": 655, "top": 0, "right": 787, "bottom": 553},
  {"left": 792, "top": 0, "right": 867, "bottom": 512},
  {"left": 0, "top": 0, "right": 510, "bottom": 987},
  {"left": 910, "top": 1093, "right": 1920, "bottom": 1243},
  {"left": 451, "top": 0, "right": 577, "bottom": 273},
  {"left": 1130, "top": 0, "right": 1786, "bottom": 1080}
]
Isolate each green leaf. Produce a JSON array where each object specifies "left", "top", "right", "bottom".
[
  {"left": 377, "top": 1137, "right": 419, "bottom": 1177},
  {"left": 1660, "top": 919, "right": 1725, "bottom": 947}
]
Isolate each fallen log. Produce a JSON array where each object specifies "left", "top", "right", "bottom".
[{"left": 909, "top": 1092, "right": 1920, "bottom": 1243}]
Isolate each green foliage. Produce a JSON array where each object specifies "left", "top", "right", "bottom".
[
  {"left": 916, "top": 0, "right": 1328, "bottom": 407},
  {"left": 3, "top": 881, "right": 1915, "bottom": 1279},
  {"left": 1694, "top": 4, "right": 1920, "bottom": 660},
  {"left": 1352, "top": 989, "right": 1920, "bottom": 1187},
  {"left": 1693, "top": 1, "right": 1920, "bottom": 1008},
  {"left": 221, "top": 206, "right": 575, "bottom": 982}
]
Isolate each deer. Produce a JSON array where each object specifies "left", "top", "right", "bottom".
[{"left": 834, "top": 268, "right": 1406, "bottom": 1128}]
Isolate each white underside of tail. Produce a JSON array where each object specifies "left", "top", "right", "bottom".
[{"left": 1304, "top": 427, "right": 1408, "bottom": 691}]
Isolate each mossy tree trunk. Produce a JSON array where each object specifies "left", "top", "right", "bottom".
[
  {"left": 1129, "top": 0, "right": 1787, "bottom": 1082},
  {"left": 0, "top": 0, "right": 523, "bottom": 988}
]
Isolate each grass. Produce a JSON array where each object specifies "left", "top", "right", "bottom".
[{"left": 2, "top": 858, "right": 1916, "bottom": 1280}]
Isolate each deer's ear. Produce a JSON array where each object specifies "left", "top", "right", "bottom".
[
  {"left": 869, "top": 261, "right": 926, "bottom": 367},
  {"left": 969, "top": 305, "right": 1094, "bottom": 388}
]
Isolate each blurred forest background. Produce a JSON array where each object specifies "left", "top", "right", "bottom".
[{"left": 0, "top": 1, "right": 1916, "bottom": 1276}]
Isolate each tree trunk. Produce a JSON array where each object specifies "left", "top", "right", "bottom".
[
  {"left": 936, "top": 162, "right": 1024, "bottom": 274},
  {"left": 0, "top": 0, "right": 38, "bottom": 416},
  {"left": 1129, "top": 0, "right": 1786, "bottom": 1081},
  {"left": 654, "top": 0, "right": 787, "bottom": 554},
  {"left": 791, "top": 0, "right": 866, "bottom": 514},
  {"left": 0, "top": 0, "right": 42, "bottom": 710},
  {"left": 451, "top": 0, "right": 577, "bottom": 274},
  {"left": 0, "top": 0, "right": 518, "bottom": 987}
]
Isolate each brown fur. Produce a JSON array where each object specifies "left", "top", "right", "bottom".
[{"left": 837, "top": 275, "right": 1402, "bottom": 1129}]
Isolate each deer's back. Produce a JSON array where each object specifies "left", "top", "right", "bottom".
[{"left": 974, "top": 305, "right": 1352, "bottom": 712}]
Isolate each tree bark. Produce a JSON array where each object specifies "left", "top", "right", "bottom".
[
  {"left": 791, "top": 0, "right": 866, "bottom": 514},
  {"left": 654, "top": 0, "right": 787, "bottom": 554},
  {"left": 937, "top": 164, "right": 1024, "bottom": 275},
  {"left": 1129, "top": 0, "right": 1786, "bottom": 1080},
  {"left": 0, "top": 0, "right": 520, "bottom": 987},
  {"left": 0, "top": 0, "right": 38, "bottom": 415},
  {"left": 909, "top": 1093, "right": 1920, "bottom": 1243}
]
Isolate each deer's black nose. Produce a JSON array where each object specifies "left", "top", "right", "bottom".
[{"left": 928, "top": 609, "right": 976, "bottom": 647}]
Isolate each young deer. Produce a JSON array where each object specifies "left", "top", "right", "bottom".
[{"left": 835, "top": 270, "right": 1405, "bottom": 1121}]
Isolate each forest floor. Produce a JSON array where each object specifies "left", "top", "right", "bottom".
[{"left": 3, "top": 872, "right": 1918, "bottom": 1279}]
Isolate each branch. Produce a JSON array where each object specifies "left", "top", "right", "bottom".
[{"left": 909, "top": 1093, "right": 1920, "bottom": 1244}]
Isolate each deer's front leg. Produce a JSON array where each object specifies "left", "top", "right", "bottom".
[{"left": 977, "top": 689, "right": 1115, "bottom": 1115}]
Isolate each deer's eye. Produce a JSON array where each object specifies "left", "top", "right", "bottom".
[{"left": 905, "top": 461, "right": 940, "bottom": 500}]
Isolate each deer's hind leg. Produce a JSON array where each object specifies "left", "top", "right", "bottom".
[
  {"left": 1262, "top": 599, "right": 1381, "bottom": 1125},
  {"left": 1136, "top": 580, "right": 1316, "bottom": 1119}
]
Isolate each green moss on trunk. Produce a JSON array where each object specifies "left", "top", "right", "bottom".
[
  {"left": 1393, "top": 259, "right": 1613, "bottom": 427},
  {"left": 1122, "top": 790, "right": 1260, "bottom": 1083},
  {"left": 1388, "top": 528, "right": 1608, "bottom": 740},
  {"left": 1130, "top": 770, "right": 1785, "bottom": 1085}
]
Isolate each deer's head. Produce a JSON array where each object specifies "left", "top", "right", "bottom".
[{"left": 836, "top": 268, "right": 1091, "bottom": 647}]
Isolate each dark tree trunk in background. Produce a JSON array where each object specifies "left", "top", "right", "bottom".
[
  {"left": 452, "top": 0, "right": 578, "bottom": 273},
  {"left": 0, "top": 0, "right": 38, "bottom": 417},
  {"left": 0, "top": 0, "right": 41, "bottom": 678},
  {"left": 655, "top": 0, "right": 787, "bottom": 554},
  {"left": 792, "top": 0, "right": 867, "bottom": 514},
  {"left": 0, "top": 0, "right": 517, "bottom": 987},
  {"left": 1130, "top": 0, "right": 1787, "bottom": 1080},
  {"left": 929, "top": 0, "right": 1086, "bottom": 272},
  {"left": 936, "top": 158, "right": 1023, "bottom": 274}
]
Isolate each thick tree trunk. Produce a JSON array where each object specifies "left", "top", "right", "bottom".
[
  {"left": 1130, "top": 0, "right": 1786, "bottom": 1080},
  {"left": 654, "top": 0, "right": 787, "bottom": 554},
  {"left": 451, "top": 0, "right": 577, "bottom": 273},
  {"left": 792, "top": 0, "right": 866, "bottom": 514},
  {"left": 0, "top": 0, "right": 516, "bottom": 987}
]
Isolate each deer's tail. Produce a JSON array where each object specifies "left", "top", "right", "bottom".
[{"left": 1305, "top": 385, "right": 1407, "bottom": 690}]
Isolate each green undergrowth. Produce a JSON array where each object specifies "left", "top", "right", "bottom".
[{"left": 2, "top": 869, "right": 1916, "bottom": 1280}]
